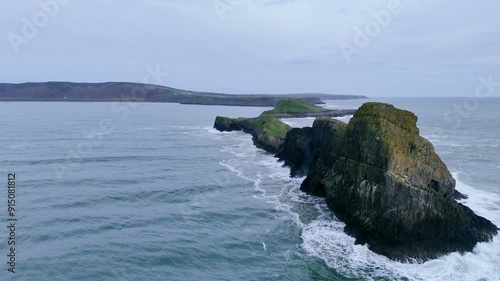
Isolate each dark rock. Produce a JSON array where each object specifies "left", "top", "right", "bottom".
[
  {"left": 215, "top": 101, "right": 498, "bottom": 261},
  {"left": 298, "top": 103, "right": 498, "bottom": 261},
  {"left": 276, "top": 118, "right": 347, "bottom": 197},
  {"left": 276, "top": 127, "right": 315, "bottom": 177},
  {"left": 454, "top": 190, "right": 469, "bottom": 200}
]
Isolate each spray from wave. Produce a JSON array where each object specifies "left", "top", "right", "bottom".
[{"left": 216, "top": 130, "right": 500, "bottom": 281}]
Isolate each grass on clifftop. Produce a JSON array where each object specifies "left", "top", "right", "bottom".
[
  {"left": 247, "top": 115, "right": 289, "bottom": 138},
  {"left": 262, "top": 99, "right": 330, "bottom": 115}
]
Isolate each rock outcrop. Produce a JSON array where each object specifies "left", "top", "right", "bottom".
[
  {"left": 275, "top": 127, "right": 315, "bottom": 177},
  {"left": 214, "top": 115, "right": 290, "bottom": 154},
  {"left": 214, "top": 99, "right": 357, "bottom": 154},
  {"left": 277, "top": 103, "right": 498, "bottom": 261}
]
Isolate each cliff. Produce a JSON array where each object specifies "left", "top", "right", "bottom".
[{"left": 277, "top": 103, "right": 498, "bottom": 261}]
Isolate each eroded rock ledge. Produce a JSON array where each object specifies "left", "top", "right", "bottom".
[
  {"left": 278, "top": 103, "right": 498, "bottom": 261},
  {"left": 215, "top": 102, "right": 498, "bottom": 261}
]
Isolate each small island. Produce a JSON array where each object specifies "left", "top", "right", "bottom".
[
  {"left": 260, "top": 99, "right": 356, "bottom": 118},
  {"left": 214, "top": 100, "right": 498, "bottom": 261}
]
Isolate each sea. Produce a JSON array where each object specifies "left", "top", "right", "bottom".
[{"left": 0, "top": 97, "right": 499, "bottom": 281}]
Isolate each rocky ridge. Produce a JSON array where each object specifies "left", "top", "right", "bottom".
[
  {"left": 215, "top": 101, "right": 498, "bottom": 261},
  {"left": 278, "top": 103, "right": 498, "bottom": 260}
]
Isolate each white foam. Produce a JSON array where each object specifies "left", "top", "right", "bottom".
[
  {"left": 334, "top": 115, "right": 353, "bottom": 123},
  {"left": 132, "top": 127, "right": 157, "bottom": 131},
  {"left": 281, "top": 116, "right": 352, "bottom": 128},
  {"left": 10, "top": 143, "right": 33, "bottom": 149},
  {"left": 215, "top": 128, "right": 500, "bottom": 281},
  {"left": 302, "top": 173, "right": 500, "bottom": 281},
  {"left": 281, "top": 117, "right": 316, "bottom": 128},
  {"left": 179, "top": 125, "right": 226, "bottom": 139}
]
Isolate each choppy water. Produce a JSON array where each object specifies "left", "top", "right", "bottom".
[{"left": 0, "top": 98, "right": 499, "bottom": 281}]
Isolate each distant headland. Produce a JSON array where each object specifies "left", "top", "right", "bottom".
[{"left": 0, "top": 82, "right": 368, "bottom": 106}]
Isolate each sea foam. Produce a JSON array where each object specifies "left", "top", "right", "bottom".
[{"left": 218, "top": 130, "right": 500, "bottom": 281}]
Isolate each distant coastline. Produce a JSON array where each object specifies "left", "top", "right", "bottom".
[{"left": 0, "top": 82, "right": 368, "bottom": 107}]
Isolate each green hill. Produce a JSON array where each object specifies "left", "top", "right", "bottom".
[{"left": 262, "top": 99, "right": 330, "bottom": 115}]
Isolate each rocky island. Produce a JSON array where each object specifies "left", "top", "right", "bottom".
[{"left": 214, "top": 101, "right": 498, "bottom": 261}]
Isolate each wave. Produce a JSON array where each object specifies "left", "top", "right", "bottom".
[
  {"left": 280, "top": 117, "right": 316, "bottom": 128},
  {"left": 10, "top": 143, "right": 36, "bottom": 149},
  {"left": 334, "top": 115, "right": 353, "bottom": 123},
  {"left": 300, "top": 172, "right": 500, "bottom": 281},
  {"left": 217, "top": 130, "right": 500, "bottom": 281},
  {"left": 281, "top": 116, "right": 353, "bottom": 128},
  {"left": 177, "top": 125, "right": 225, "bottom": 140}
]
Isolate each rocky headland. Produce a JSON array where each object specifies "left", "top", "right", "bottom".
[
  {"left": 214, "top": 99, "right": 356, "bottom": 153},
  {"left": 215, "top": 101, "right": 498, "bottom": 261}
]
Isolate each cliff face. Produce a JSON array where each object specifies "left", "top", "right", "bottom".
[
  {"left": 278, "top": 103, "right": 498, "bottom": 260},
  {"left": 275, "top": 127, "right": 314, "bottom": 178}
]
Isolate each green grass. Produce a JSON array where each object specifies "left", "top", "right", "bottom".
[
  {"left": 262, "top": 99, "right": 329, "bottom": 115},
  {"left": 247, "top": 115, "right": 289, "bottom": 138},
  {"left": 262, "top": 115, "right": 289, "bottom": 138}
]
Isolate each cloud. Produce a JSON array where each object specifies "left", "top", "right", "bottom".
[{"left": 0, "top": 0, "right": 499, "bottom": 96}]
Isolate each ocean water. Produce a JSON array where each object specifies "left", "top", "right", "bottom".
[{"left": 0, "top": 98, "right": 499, "bottom": 281}]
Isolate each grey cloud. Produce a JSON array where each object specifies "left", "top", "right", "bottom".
[{"left": 0, "top": 0, "right": 499, "bottom": 97}]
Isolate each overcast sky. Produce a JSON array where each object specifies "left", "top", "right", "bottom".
[{"left": 1, "top": 0, "right": 499, "bottom": 97}]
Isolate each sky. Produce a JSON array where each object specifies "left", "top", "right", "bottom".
[{"left": 1, "top": 0, "right": 499, "bottom": 97}]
